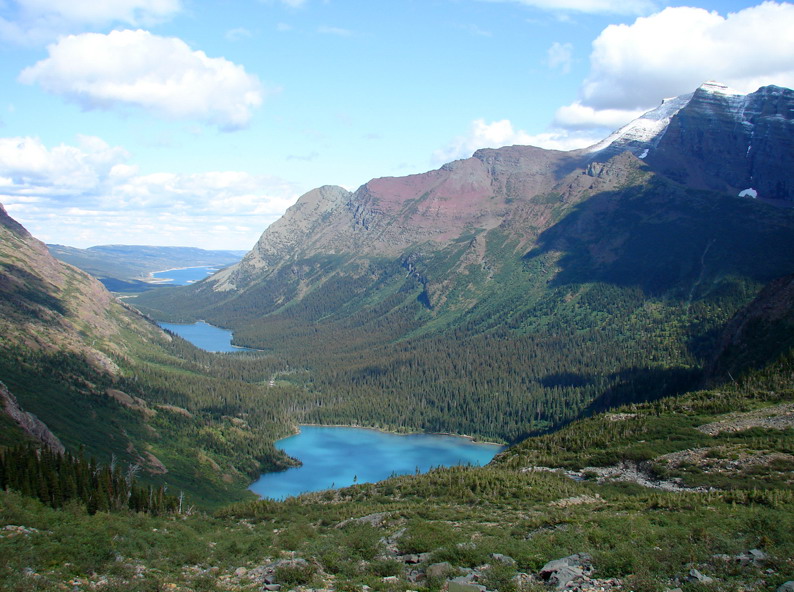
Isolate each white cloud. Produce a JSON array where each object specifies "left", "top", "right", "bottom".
[
  {"left": 433, "top": 118, "right": 601, "bottom": 164},
  {"left": 558, "top": 2, "right": 794, "bottom": 128},
  {"left": 317, "top": 25, "right": 353, "bottom": 37},
  {"left": 479, "top": 0, "right": 655, "bottom": 15},
  {"left": 554, "top": 101, "right": 644, "bottom": 130},
  {"left": 0, "top": 135, "right": 301, "bottom": 249},
  {"left": 19, "top": 29, "right": 265, "bottom": 131},
  {"left": 546, "top": 42, "right": 573, "bottom": 74},
  {"left": 225, "top": 27, "right": 253, "bottom": 42},
  {"left": 0, "top": 0, "right": 181, "bottom": 45}
]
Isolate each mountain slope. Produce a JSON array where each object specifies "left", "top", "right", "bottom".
[{"left": 0, "top": 204, "right": 296, "bottom": 506}]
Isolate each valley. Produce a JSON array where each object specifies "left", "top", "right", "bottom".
[{"left": 1, "top": 81, "right": 794, "bottom": 591}]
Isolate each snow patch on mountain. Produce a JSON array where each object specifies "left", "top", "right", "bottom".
[
  {"left": 738, "top": 188, "right": 758, "bottom": 198},
  {"left": 587, "top": 92, "right": 694, "bottom": 155}
]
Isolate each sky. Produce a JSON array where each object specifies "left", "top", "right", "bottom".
[{"left": 0, "top": 0, "right": 793, "bottom": 250}]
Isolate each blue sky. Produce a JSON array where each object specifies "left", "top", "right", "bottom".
[{"left": 1, "top": 0, "right": 792, "bottom": 249}]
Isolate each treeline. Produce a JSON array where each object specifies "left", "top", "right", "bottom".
[{"left": 0, "top": 444, "right": 178, "bottom": 514}]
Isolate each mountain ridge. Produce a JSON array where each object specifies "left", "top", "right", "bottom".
[{"left": 129, "top": 82, "right": 794, "bottom": 443}]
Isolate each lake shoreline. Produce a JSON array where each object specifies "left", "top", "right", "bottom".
[
  {"left": 290, "top": 422, "right": 506, "bottom": 446},
  {"left": 146, "top": 265, "right": 221, "bottom": 285}
]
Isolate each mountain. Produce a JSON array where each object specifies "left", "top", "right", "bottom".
[
  {"left": 0, "top": 203, "right": 296, "bottom": 506},
  {"left": 132, "top": 82, "right": 794, "bottom": 442},
  {"left": 596, "top": 82, "right": 794, "bottom": 201},
  {"left": 47, "top": 244, "right": 246, "bottom": 292}
]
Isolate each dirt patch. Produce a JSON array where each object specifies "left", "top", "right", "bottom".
[{"left": 697, "top": 402, "right": 794, "bottom": 435}]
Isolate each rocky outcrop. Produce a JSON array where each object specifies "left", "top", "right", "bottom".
[{"left": 0, "top": 381, "right": 65, "bottom": 454}]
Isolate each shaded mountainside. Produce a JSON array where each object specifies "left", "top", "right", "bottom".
[
  {"left": 708, "top": 273, "right": 794, "bottom": 380},
  {"left": 0, "top": 204, "right": 298, "bottom": 507},
  {"left": 133, "top": 83, "right": 794, "bottom": 442}
]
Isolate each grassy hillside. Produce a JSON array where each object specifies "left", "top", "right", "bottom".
[{"left": 2, "top": 349, "right": 792, "bottom": 592}]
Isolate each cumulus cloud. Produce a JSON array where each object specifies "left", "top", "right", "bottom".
[
  {"left": 546, "top": 42, "right": 573, "bottom": 74},
  {"left": 479, "top": 0, "right": 655, "bottom": 15},
  {"left": 433, "top": 119, "right": 601, "bottom": 163},
  {"left": 557, "top": 2, "right": 794, "bottom": 128},
  {"left": 0, "top": 0, "right": 181, "bottom": 45},
  {"left": 554, "top": 102, "right": 645, "bottom": 130},
  {"left": 0, "top": 136, "right": 300, "bottom": 249},
  {"left": 19, "top": 29, "right": 265, "bottom": 130}
]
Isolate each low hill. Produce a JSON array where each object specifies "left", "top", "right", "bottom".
[{"left": 47, "top": 244, "right": 246, "bottom": 292}]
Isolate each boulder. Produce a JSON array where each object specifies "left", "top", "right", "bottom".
[
  {"left": 489, "top": 553, "right": 516, "bottom": 566},
  {"left": 686, "top": 569, "right": 713, "bottom": 584},
  {"left": 777, "top": 582, "right": 794, "bottom": 592},
  {"left": 427, "top": 562, "right": 456, "bottom": 580},
  {"left": 445, "top": 579, "right": 486, "bottom": 592},
  {"left": 539, "top": 554, "right": 592, "bottom": 589}
]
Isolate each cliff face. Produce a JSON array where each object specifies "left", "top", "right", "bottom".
[{"left": 646, "top": 83, "right": 794, "bottom": 200}]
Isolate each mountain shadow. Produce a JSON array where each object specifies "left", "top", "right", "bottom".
[{"left": 524, "top": 165, "right": 794, "bottom": 301}]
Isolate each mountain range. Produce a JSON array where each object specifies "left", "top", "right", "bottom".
[
  {"left": 133, "top": 81, "right": 794, "bottom": 441},
  {"left": 47, "top": 244, "right": 246, "bottom": 292},
  {"left": 2, "top": 81, "right": 794, "bottom": 590}
]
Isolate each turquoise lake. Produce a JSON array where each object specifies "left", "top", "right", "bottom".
[
  {"left": 158, "top": 320, "right": 255, "bottom": 353},
  {"left": 152, "top": 266, "right": 218, "bottom": 285},
  {"left": 249, "top": 425, "right": 504, "bottom": 500}
]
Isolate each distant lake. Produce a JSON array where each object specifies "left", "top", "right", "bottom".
[
  {"left": 151, "top": 266, "right": 219, "bottom": 285},
  {"left": 158, "top": 320, "right": 255, "bottom": 353},
  {"left": 249, "top": 425, "right": 504, "bottom": 500}
]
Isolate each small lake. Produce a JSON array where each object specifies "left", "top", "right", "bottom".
[
  {"left": 249, "top": 425, "right": 504, "bottom": 500},
  {"left": 158, "top": 320, "right": 255, "bottom": 353},
  {"left": 151, "top": 266, "right": 219, "bottom": 285}
]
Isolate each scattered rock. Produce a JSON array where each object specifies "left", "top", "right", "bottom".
[
  {"left": 445, "top": 578, "right": 486, "bottom": 592},
  {"left": 399, "top": 553, "right": 432, "bottom": 564},
  {"left": 1, "top": 525, "right": 41, "bottom": 538},
  {"left": 336, "top": 512, "right": 390, "bottom": 529},
  {"left": 489, "top": 553, "right": 516, "bottom": 566},
  {"left": 696, "top": 402, "right": 794, "bottom": 435},
  {"left": 427, "top": 562, "right": 457, "bottom": 580},
  {"left": 550, "top": 494, "right": 602, "bottom": 508},
  {"left": 539, "top": 553, "right": 592, "bottom": 590},
  {"left": 686, "top": 569, "right": 713, "bottom": 584}
]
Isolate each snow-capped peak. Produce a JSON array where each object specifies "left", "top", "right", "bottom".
[
  {"left": 698, "top": 81, "right": 745, "bottom": 97},
  {"left": 586, "top": 91, "right": 694, "bottom": 155}
]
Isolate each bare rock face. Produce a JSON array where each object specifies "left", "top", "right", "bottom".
[
  {"left": 0, "top": 381, "right": 65, "bottom": 454},
  {"left": 210, "top": 147, "right": 584, "bottom": 293},
  {"left": 646, "top": 83, "right": 794, "bottom": 201},
  {"left": 211, "top": 185, "right": 353, "bottom": 291}
]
